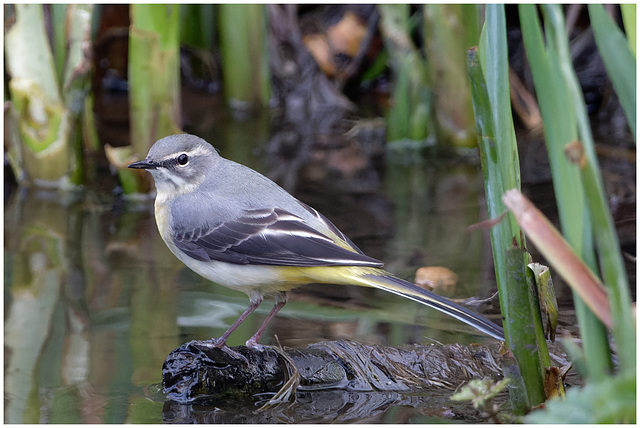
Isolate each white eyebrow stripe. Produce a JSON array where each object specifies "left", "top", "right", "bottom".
[
  {"left": 187, "top": 146, "right": 212, "bottom": 157},
  {"left": 157, "top": 145, "right": 211, "bottom": 163}
]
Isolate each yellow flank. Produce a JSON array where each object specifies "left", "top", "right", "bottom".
[
  {"left": 154, "top": 199, "right": 171, "bottom": 235},
  {"left": 279, "top": 265, "right": 381, "bottom": 288}
]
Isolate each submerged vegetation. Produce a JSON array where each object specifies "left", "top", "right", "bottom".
[{"left": 4, "top": 4, "right": 635, "bottom": 423}]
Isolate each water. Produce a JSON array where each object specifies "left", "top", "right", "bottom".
[{"left": 4, "top": 123, "right": 505, "bottom": 423}]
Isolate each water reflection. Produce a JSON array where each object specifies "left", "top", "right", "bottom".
[
  {"left": 4, "top": 151, "right": 500, "bottom": 423},
  {"left": 4, "top": 189, "right": 171, "bottom": 423},
  {"left": 162, "top": 389, "right": 480, "bottom": 423}
]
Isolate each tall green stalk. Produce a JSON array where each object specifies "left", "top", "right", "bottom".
[
  {"left": 63, "top": 5, "right": 95, "bottom": 186},
  {"left": 424, "top": 4, "right": 480, "bottom": 148},
  {"left": 180, "top": 4, "right": 216, "bottom": 51},
  {"left": 129, "top": 4, "right": 182, "bottom": 155},
  {"left": 219, "top": 4, "right": 271, "bottom": 110},
  {"left": 466, "top": 4, "right": 549, "bottom": 411},
  {"left": 542, "top": 4, "right": 635, "bottom": 378},
  {"left": 114, "top": 4, "right": 182, "bottom": 195},
  {"left": 378, "top": 4, "right": 432, "bottom": 143},
  {"left": 519, "top": 4, "right": 613, "bottom": 380}
]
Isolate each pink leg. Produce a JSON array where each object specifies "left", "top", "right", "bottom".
[
  {"left": 245, "top": 293, "right": 288, "bottom": 348},
  {"left": 212, "top": 294, "right": 263, "bottom": 348}
]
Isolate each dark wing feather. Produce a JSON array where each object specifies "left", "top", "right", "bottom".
[
  {"left": 172, "top": 208, "right": 383, "bottom": 267},
  {"left": 296, "top": 201, "right": 370, "bottom": 256}
]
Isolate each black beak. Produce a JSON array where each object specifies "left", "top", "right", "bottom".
[{"left": 128, "top": 159, "right": 158, "bottom": 170}]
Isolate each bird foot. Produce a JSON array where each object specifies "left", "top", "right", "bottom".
[
  {"left": 220, "top": 345, "right": 248, "bottom": 362},
  {"left": 245, "top": 339, "right": 267, "bottom": 350},
  {"left": 187, "top": 338, "right": 248, "bottom": 362},
  {"left": 186, "top": 339, "right": 215, "bottom": 348}
]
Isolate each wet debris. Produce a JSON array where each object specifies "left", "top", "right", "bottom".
[{"left": 162, "top": 338, "right": 504, "bottom": 405}]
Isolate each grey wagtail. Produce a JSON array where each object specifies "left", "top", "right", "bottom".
[{"left": 128, "top": 134, "right": 504, "bottom": 348}]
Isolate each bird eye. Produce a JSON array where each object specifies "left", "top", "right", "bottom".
[{"left": 178, "top": 153, "right": 189, "bottom": 166}]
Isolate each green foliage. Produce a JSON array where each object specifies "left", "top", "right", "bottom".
[
  {"left": 620, "top": 4, "right": 636, "bottom": 56},
  {"left": 424, "top": 4, "right": 481, "bottom": 148},
  {"left": 451, "top": 377, "right": 510, "bottom": 407},
  {"left": 451, "top": 377, "right": 513, "bottom": 422},
  {"left": 468, "top": 3, "right": 634, "bottom": 417},
  {"left": 180, "top": 4, "right": 216, "bottom": 51},
  {"left": 518, "top": 4, "right": 614, "bottom": 380},
  {"left": 218, "top": 4, "right": 271, "bottom": 109},
  {"left": 378, "top": 4, "right": 433, "bottom": 143},
  {"left": 468, "top": 5, "right": 549, "bottom": 411},
  {"left": 588, "top": 4, "right": 636, "bottom": 137},
  {"left": 520, "top": 5, "right": 635, "bottom": 383},
  {"left": 525, "top": 374, "right": 636, "bottom": 423},
  {"left": 109, "top": 5, "right": 183, "bottom": 196},
  {"left": 129, "top": 3, "right": 182, "bottom": 153},
  {"left": 485, "top": 3, "right": 635, "bottom": 419},
  {"left": 527, "top": 263, "right": 558, "bottom": 341},
  {"left": 380, "top": 5, "right": 483, "bottom": 148}
]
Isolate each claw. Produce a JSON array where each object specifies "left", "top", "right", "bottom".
[
  {"left": 245, "top": 339, "right": 267, "bottom": 350},
  {"left": 221, "top": 345, "right": 249, "bottom": 363},
  {"left": 187, "top": 338, "right": 249, "bottom": 363}
]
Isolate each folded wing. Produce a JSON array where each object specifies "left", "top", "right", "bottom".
[{"left": 173, "top": 207, "right": 383, "bottom": 267}]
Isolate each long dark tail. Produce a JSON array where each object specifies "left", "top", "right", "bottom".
[{"left": 362, "top": 270, "right": 504, "bottom": 340}]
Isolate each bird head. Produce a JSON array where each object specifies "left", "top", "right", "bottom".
[{"left": 128, "top": 134, "right": 218, "bottom": 195}]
